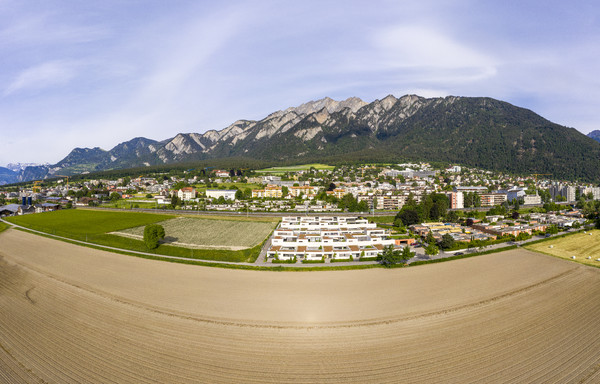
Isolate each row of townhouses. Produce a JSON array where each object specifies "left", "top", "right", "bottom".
[{"left": 267, "top": 216, "right": 414, "bottom": 261}]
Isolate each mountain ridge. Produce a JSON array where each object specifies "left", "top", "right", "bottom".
[{"left": 3, "top": 94, "right": 600, "bottom": 185}]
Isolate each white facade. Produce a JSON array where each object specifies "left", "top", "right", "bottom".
[
  {"left": 206, "top": 189, "right": 237, "bottom": 200},
  {"left": 523, "top": 194, "right": 542, "bottom": 205},
  {"left": 177, "top": 188, "right": 197, "bottom": 200},
  {"left": 268, "top": 216, "right": 398, "bottom": 261},
  {"left": 447, "top": 191, "right": 464, "bottom": 209}
]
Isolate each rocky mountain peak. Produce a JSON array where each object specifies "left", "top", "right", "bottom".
[{"left": 285, "top": 96, "right": 366, "bottom": 116}]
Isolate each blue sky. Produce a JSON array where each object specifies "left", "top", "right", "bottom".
[{"left": 1, "top": 0, "right": 599, "bottom": 165}]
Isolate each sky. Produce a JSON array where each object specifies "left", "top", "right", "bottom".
[{"left": 1, "top": 0, "right": 599, "bottom": 165}]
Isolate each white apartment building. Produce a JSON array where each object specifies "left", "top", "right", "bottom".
[
  {"left": 177, "top": 187, "right": 197, "bottom": 200},
  {"left": 268, "top": 216, "right": 400, "bottom": 261},
  {"left": 206, "top": 189, "right": 237, "bottom": 200}
]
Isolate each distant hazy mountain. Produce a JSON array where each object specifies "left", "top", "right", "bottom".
[
  {"left": 0, "top": 167, "right": 18, "bottom": 185},
  {"left": 5, "top": 95, "right": 600, "bottom": 184},
  {"left": 588, "top": 130, "right": 600, "bottom": 143}
]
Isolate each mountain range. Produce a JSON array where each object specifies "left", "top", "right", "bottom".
[{"left": 2, "top": 94, "right": 600, "bottom": 185}]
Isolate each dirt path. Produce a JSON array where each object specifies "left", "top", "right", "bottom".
[{"left": 1, "top": 228, "right": 599, "bottom": 383}]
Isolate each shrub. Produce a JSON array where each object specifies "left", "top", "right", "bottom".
[
  {"left": 144, "top": 224, "right": 165, "bottom": 249},
  {"left": 425, "top": 243, "right": 439, "bottom": 256}
]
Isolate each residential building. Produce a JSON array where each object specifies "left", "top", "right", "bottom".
[
  {"left": 447, "top": 191, "right": 464, "bottom": 209},
  {"left": 206, "top": 189, "right": 237, "bottom": 201},
  {"left": 549, "top": 184, "right": 576, "bottom": 202},
  {"left": 454, "top": 186, "right": 488, "bottom": 194},
  {"left": 267, "top": 216, "right": 404, "bottom": 261},
  {"left": 495, "top": 187, "right": 526, "bottom": 202},
  {"left": 252, "top": 185, "right": 283, "bottom": 198},
  {"left": 523, "top": 194, "right": 542, "bottom": 205},
  {"left": 177, "top": 187, "right": 197, "bottom": 200},
  {"left": 213, "top": 170, "right": 230, "bottom": 178},
  {"left": 289, "top": 185, "right": 320, "bottom": 197},
  {"left": 480, "top": 193, "right": 508, "bottom": 207}
]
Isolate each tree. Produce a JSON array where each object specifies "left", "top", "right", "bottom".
[
  {"left": 425, "top": 231, "right": 436, "bottom": 245},
  {"left": 425, "top": 243, "right": 439, "bottom": 256},
  {"left": 440, "top": 234, "right": 455, "bottom": 250},
  {"left": 400, "top": 245, "right": 415, "bottom": 262},
  {"left": 447, "top": 210, "right": 459, "bottom": 222},
  {"left": 281, "top": 186, "right": 289, "bottom": 197},
  {"left": 110, "top": 192, "right": 121, "bottom": 201},
  {"left": 146, "top": 194, "right": 153, "bottom": 199},
  {"left": 511, "top": 211, "right": 520, "bottom": 220},
  {"left": 546, "top": 224, "right": 559, "bottom": 235},
  {"left": 397, "top": 208, "right": 420, "bottom": 226},
  {"left": 377, "top": 245, "right": 414, "bottom": 267},
  {"left": 356, "top": 200, "right": 369, "bottom": 212},
  {"left": 143, "top": 224, "right": 165, "bottom": 249}
]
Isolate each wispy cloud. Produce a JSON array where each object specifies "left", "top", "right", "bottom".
[
  {"left": 4, "top": 60, "right": 81, "bottom": 96},
  {"left": 1, "top": 1, "right": 599, "bottom": 165}
]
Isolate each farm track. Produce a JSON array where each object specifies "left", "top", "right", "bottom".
[{"left": 1, "top": 229, "right": 599, "bottom": 383}]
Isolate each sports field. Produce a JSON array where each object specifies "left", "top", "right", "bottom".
[
  {"left": 116, "top": 217, "right": 277, "bottom": 250},
  {"left": 526, "top": 230, "right": 600, "bottom": 268},
  {"left": 1, "top": 228, "right": 599, "bottom": 383}
]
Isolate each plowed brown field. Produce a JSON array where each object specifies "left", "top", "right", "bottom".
[{"left": 1, "top": 229, "right": 599, "bottom": 383}]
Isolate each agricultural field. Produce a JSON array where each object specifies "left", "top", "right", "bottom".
[
  {"left": 255, "top": 163, "right": 334, "bottom": 174},
  {"left": 107, "top": 199, "right": 159, "bottom": 209},
  {"left": 116, "top": 217, "right": 277, "bottom": 250},
  {"left": 5, "top": 208, "right": 172, "bottom": 238},
  {"left": 5, "top": 209, "right": 273, "bottom": 262},
  {"left": 525, "top": 229, "right": 600, "bottom": 268},
  {"left": 1, "top": 232, "right": 599, "bottom": 383}
]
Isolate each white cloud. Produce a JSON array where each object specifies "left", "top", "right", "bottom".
[
  {"left": 373, "top": 25, "right": 493, "bottom": 68},
  {"left": 4, "top": 60, "right": 81, "bottom": 96}
]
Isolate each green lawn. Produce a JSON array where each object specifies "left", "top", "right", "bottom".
[
  {"left": 368, "top": 216, "right": 396, "bottom": 224},
  {"left": 0, "top": 221, "right": 10, "bottom": 234},
  {"left": 106, "top": 199, "right": 159, "bottom": 209},
  {"left": 6, "top": 209, "right": 172, "bottom": 236},
  {"left": 255, "top": 163, "right": 334, "bottom": 173}
]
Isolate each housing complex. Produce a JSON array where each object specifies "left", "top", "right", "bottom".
[{"left": 267, "top": 216, "right": 414, "bottom": 261}]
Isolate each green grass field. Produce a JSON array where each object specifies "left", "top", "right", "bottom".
[
  {"left": 525, "top": 230, "right": 600, "bottom": 268},
  {"left": 6, "top": 209, "right": 172, "bottom": 236},
  {"left": 368, "top": 216, "right": 396, "bottom": 224},
  {"left": 255, "top": 163, "right": 334, "bottom": 174},
  {"left": 117, "top": 217, "right": 277, "bottom": 250},
  {"left": 0, "top": 221, "right": 10, "bottom": 234},
  {"left": 5, "top": 209, "right": 271, "bottom": 263},
  {"left": 107, "top": 200, "right": 159, "bottom": 209}
]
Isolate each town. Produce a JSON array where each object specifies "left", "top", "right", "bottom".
[{"left": 1, "top": 162, "right": 598, "bottom": 262}]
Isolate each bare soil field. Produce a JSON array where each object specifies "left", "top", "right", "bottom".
[
  {"left": 1, "top": 228, "right": 599, "bottom": 383},
  {"left": 115, "top": 217, "right": 277, "bottom": 250}
]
